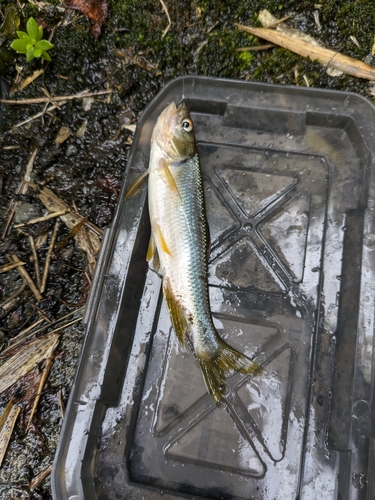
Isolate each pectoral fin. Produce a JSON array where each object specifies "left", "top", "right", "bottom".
[
  {"left": 125, "top": 169, "right": 149, "bottom": 198},
  {"left": 159, "top": 158, "right": 181, "bottom": 199},
  {"left": 163, "top": 280, "right": 187, "bottom": 346}
]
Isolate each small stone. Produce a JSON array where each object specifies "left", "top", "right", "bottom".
[
  {"left": 65, "top": 145, "right": 78, "bottom": 157},
  {"left": 14, "top": 203, "right": 43, "bottom": 224}
]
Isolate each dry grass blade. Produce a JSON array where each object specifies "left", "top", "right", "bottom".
[
  {"left": 0, "top": 261, "right": 26, "bottom": 274},
  {"left": 0, "top": 334, "right": 59, "bottom": 394},
  {"left": 235, "top": 24, "right": 375, "bottom": 80},
  {"left": 0, "top": 400, "right": 21, "bottom": 467},
  {"left": 0, "top": 90, "right": 111, "bottom": 105},
  {"left": 35, "top": 185, "right": 101, "bottom": 253},
  {"left": 40, "top": 220, "right": 59, "bottom": 293},
  {"left": 8, "top": 255, "right": 42, "bottom": 302}
]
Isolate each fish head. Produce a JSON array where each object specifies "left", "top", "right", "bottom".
[{"left": 152, "top": 102, "right": 196, "bottom": 161}]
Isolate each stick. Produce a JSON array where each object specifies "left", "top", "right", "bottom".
[
  {"left": 28, "top": 235, "right": 41, "bottom": 290},
  {"left": 235, "top": 24, "right": 375, "bottom": 80},
  {"left": 29, "top": 464, "right": 52, "bottom": 492},
  {"left": 12, "top": 101, "right": 67, "bottom": 129},
  {"left": 57, "top": 389, "right": 65, "bottom": 419},
  {"left": 0, "top": 89, "right": 112, "bottom": 105},
  {"left": 26, "top": 351, "right": 56, "bottom": 432},
  {"left": 40, "top": 220, "right": 59, "bottom": 293},
  {"left": 14, "top": 209, "right": 68, "bottom": 228},
  {"left": 8, "top": 255, "right": 42, "bottom": 301}
]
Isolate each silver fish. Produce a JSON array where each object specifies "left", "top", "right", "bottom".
[{"left": 128, "top": 101, "right": 260, "bottom": 403}]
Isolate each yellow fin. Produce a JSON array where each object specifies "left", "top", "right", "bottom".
[
  {"left": 125, "top": 169, "right": 149, "bottom": 198},
  {"left": 146, "top": 233, "right": 155, "bottom": 262},
  {"left": 159, "top": 158, "right": 181, "bottom": 199},
  {"left": 147, "top": 232, "right": 160, "bottom": 273},
  {"left": 163, "top": 280, "right": 187, "bottom": 346},
  {"left": 197, "top": 337, "right": 262, "bottom": 405},
  {"left": 153, "top": 222, "right": 171, "bottom": 256}
]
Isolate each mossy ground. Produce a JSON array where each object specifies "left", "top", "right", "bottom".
[{"left": 0, "top": 0, "right": 374, "bottom": 497}]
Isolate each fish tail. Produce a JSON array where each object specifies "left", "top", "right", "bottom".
[{"left": 196, "top": 337, "right": 261, "bottom": 405}]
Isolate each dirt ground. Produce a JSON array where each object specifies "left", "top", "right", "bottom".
[{"left": 0, "top": 0, "right": 374, "bottom": 498}]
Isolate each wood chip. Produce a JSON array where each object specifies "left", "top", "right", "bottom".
[
  {"left": 55, "top": 126, "right": 72, "bottom": 145},
  {"left": 0, "top": 334, "right": 59, "bottom": 394},
  {"left": 0, "top": 400, "right": 20, "bottom": 467},
  {"left": 235, "top": 23, "right": 375, "bottom": 80}
]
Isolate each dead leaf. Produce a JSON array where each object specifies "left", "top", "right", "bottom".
[
  {"left": 62, "top": 0, "right": 108, "bottom": 40},
  {"left": 0, "top": 334, "right": 59, "bottom": 394},
  {"left": 235, "top": 23, "right": 375, "bottom": 81},
  {"left": 0, "top": 400, "right": 20, "bottom": 467}
]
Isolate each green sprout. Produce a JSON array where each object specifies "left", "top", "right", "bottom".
[{"left": 10, "top": 17, "right": 53, "bottom": 62}]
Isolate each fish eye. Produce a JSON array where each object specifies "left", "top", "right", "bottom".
[{"left": 182, "top": 119, "right": 193, "bottom": 133}]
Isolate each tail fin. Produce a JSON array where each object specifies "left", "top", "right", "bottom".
[{"left": 197, "top": 337, "right": 261, "bottom": 405}]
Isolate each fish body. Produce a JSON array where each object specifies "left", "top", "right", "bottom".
[{"left": 146, "top": 102, "right": 259, "bottom": 403}]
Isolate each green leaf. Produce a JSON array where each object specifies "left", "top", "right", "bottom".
[
  {"left": 16, "top": 31, "right": 29, "bottom": 40},
  {"left": 26, "top": 17, "right": 39, "bottom": 40},
  {"left": 26, "top": 48, "right": 35, "bottom": 62},
  {"left": 36, "top": 40, "right": 53, "bottom": 51},
  {"left": 41, "top": 50, "right": 51, "bottom": 62},
  {"left": 33, "top": 47, "right": 42, "bottom": 58},
  {"left": 36, "top": 25, "right": 43, "bottom": 42},
  {"left": 10, "top": 39, "right": 29, "bottom": 53}
]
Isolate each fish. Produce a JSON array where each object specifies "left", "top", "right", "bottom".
[{"left": 127, "top": 101, "right": 260, "bottom": 404}]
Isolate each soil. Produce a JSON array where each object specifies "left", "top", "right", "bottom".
[{"left": 0, "top": 0, "right": 374, "bottom": 497}]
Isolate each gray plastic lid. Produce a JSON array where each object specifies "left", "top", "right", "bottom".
[{"left": 52, "top": 76, "right": 375, "bottom": 500}]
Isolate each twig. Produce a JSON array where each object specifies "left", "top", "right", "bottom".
[
  {"left": 29, "top": 464, "right": 52, "bottom": 492},
  {"left": 0, "top": 89, "right": 112, "bottom": 105},
  {"left": 26, "top": 351, "right": 56, "bottom": 432},
  {"left": 8, "top": 255, "right": 42, "bottom": 301},
  {"left": 5, "top": 307, "right": 84, "bottom": 352},
  {"left": 28, "top": 235, "right": 41, "bottom": 290},
  {"left": 40, "top": 220, "right": 59, "bottom": 293},
  {"left": 14, "top": 209, "right": 69, "bottom": 228},
  {"left": 57, "top": 389, "right": 65, "bottom": 419},
  {"left": 0, "top": 261, "right": 26, "bottom": 274},
  {"left": 1, "top": 148, "right": 38, "bottom": 239},
  {"left": 159, "top": 0, "right": 171, "bottom": 37},
  {"left": 12, "top": 101, "right": 66, "bottom": 129}
]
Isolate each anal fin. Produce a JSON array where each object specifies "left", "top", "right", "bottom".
[
  {"left": 147, "top": 232, "right": 160, "bottom": 273},
  {"left": 163, "top": 280, "right": 187, "bottom": 347}
]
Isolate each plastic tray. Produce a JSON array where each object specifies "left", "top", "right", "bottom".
[{"left": 52, "top": 76, "right": 375, "bottom": 500}]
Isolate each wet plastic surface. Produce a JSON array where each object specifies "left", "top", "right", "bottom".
[{"left": 52, "top": 77, "right": 375, "bottom": 499}]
